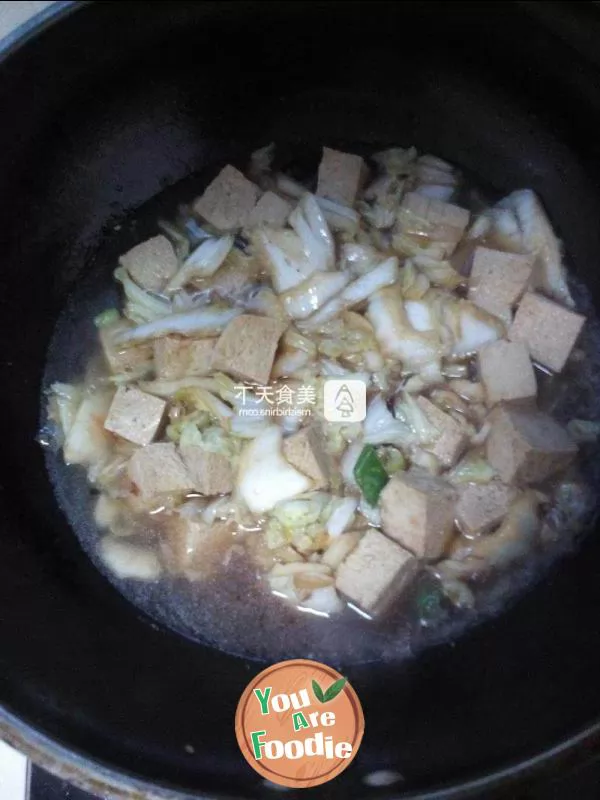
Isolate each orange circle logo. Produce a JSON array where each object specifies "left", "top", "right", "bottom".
[{"left": 235, "top": 659, "right": 364, "bottom": 789}]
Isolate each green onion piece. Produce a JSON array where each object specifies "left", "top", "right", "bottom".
[
  {"left": 353, "top": 444, "right": 389, "bottom": 506},
  {"left": 94, "top": 308, "right": 120, "bottom": 328}
]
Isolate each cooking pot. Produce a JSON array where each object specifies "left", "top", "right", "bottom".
[{"left": 2, "top": 2, "right": 600, "bottom": 797}]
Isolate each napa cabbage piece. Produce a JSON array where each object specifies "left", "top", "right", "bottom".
[
  {"left": 326, "top": 496, "right": 358, "bottom": 538},
  {"left": 172, "top": 387, "right": 234, "bottom": 428},
  {"left": 447, "top": 452, "right": 496, "bottom": 484},
  {"left": 265, "top": 493, "right": 332, "bottom": 552},
  {"left": 238, "top": 426, "right": 313, "bottom": 513},
  {"left": 256, "top": 193, "right": 334, "bottom": 293},
  {"left": 282, "top": 271, "right": 350, "bottom": 320},
  {"left": 165, "top": 235, "right": 234, "bottom": 291},
  {"left": 47, "top": 382, "right": 83, "bottom": 442},
  {"left": 179, "top": 423, "right": 242, "bottom": 460},
  {"left": 63, "top": 388, "right": 114, "bottom": 466},
  {"left": 438, "top": 491, "right": 541, "bottom": 580},
  {"left": 114, "top": 267, "right": 172, "bottom": 324},
  {"left": 470, "top": 189, "right": 574, "bottom": 308},
  {"left": 115, "top": 306, "right": 243, "bottom": 344},
  {"left": 367, "top": 286, "right": 442, "bottom": 369},
  {"left": 300, "top": 256, "right": 399, "bottom": 331}
]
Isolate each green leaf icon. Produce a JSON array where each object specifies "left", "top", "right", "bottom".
[
  {"left": 323, "top": 677, "right": 347, "bottom": 702},
  {"left": 312, "top": 679, "right": 325, "bottom": 703}
]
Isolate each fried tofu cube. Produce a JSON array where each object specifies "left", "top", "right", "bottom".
[
  {"left": 104, "top": 386, "right": 166, "bottom": 446},
  {"left": 127, "top": 442, "right": 192, "bottom": 498},
  {"left": 317, "top": 147, "right": 368, "bottom": 207},
  {"left": 509, "top": 292, "right": 585, "bottom": 372},
  {"left": 282, "top": 426, "right": 331, "bottom": 489},
  {"left": 211, "top": 314, "right": 286, "bottom": 385},
  {"left": 396, "top": 192, "right": 470, "bottom": 250},
  {"left": 478, "top": 340, "right": 537, "bottom": 406},
  {"left": 153, "top": 336, "right": 216, "bottom": 380},
  {"left": 119, "top": 235, "right": 178, "bottom": 293},
  {"left": 180, "top": 445, "right": 233, "bottom": 495},
  {"left": 455, "top": 480, "right": 517, "bottom": 536},
  {"left": 379, "top": 470, "right": 457, "bottom": 558},
  {"left": 99, "top": 322, "right": 153, "bottom": 376},
  {"left": 247, "top": 191, "right": 292, "bottom": 228},
  {"left": 160, "top": 518, "right": 235, "bottom": 577},
  {"left": 485, "top": 405, "right": 577, "bottom": 484},
  {"left": 193, "top": 165, "right": 260, "bottom": 231},
  {"left": 335, "top": 529, "right": 418, "bottom": 614},
  {"left": 468, "top": 246, "right": 534, "bottom": 323},
  {"left": 417, "top": 396, "right": 468, "bottom": 468}
]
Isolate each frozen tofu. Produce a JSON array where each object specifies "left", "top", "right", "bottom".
[
  {"left": 127, "top": 442, "right": 192, "bottom": 498},
  {"left": 103, "top": 386, "right": 166, "bottom": 447},
  {"left": 153, "top": 336, "right": 216, "bottom": 380},
  {"left": 379, "top": 470, "right": 457, "bottom": 558},
  {"left": 282, "top": 426, "right": 331, "bottom": 489},
  {"left": 335, "top": 529, "right": 418, "bottom": 614},
  {"left": 247, "top": 191, "right": 292, "bottom": 228},
  {"left": 485, "top": 405, "right": 577, "bottom": 484},
  {"left": 104, "top": 386, "right": 166, "bottom": 446},
  {"left": 193, "top": 165, "right": 260, "bottom": 231},
  {"left": 100, "top": 323, "right": 153, "bottom": 376},
  {"left": 478, "top": 340, "right": 537, "bottom": 406},
  {"left": 161, "top": 518, "right": 235, "bottom": 577},
  {"left": 317, "top": 147, "right": 368, "bottom": 207},
  {"left": 396, "top": 192, "right": 470, "bottom": 248},
  {"left": 119, "top": 235, "right": 178, "bottom": 293},
  {"left": 468, "top": 246, "right": 534, "bottom": 323},
  {"left": 509, "top": 292, "right": 585, "bottom": 372},
  {"left": 180, "top": 445, "right": 233, "bottom": 495},
  {"left": 417, "top": 396, "right": 468, "bottom": 468},
  {"left": 455, "top": 481, "right": 517, "bottom": 536},
  {"left": 211, "top": 314, "right": 286, "bottom": 385}
]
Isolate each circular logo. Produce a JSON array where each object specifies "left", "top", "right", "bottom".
[{"left": 235, "top": 659, "right": 364, "bottom": 789}]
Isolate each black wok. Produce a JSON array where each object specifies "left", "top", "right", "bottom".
[{"left": 1, "top": 2, "right": 600, "bottom": 798}]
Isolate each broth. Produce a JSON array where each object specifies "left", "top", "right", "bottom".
[{"left": 40, "top": 145, "right": 600, "bottom": 664}]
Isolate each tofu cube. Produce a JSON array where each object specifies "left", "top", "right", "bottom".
[
  {"left": 485, "top": 405, "right": 577, "bottom": 484},
  {"left": 417, "top": 396, "right": 468, "bottom": 467},
  {"left": 180, "top": 445, "right": 233, "bottom": 495},
  {"left": 468, "top": 246, "right": 534, "bottom": 323},
  {"left": 127, "top": 442, "right": 192, "bottom": 498},
  {"left": 153, "top": 336, "right": 216, "bottom": 380},
  {"left": 379, "top": 470, "right": 457, "bottom": 558},
  {"left": 282, "top": 426, "right": 331, "bottom": 489},
  {"left": 211, "top": 314, "right": 286, "bottom": 385},
  {"left": 509, "top": 292, "right": 585, "bottom": 372},
  {"left": 193, "top": 165, "right": 260, "bottom": 231},
  {"left": 478, "top": 340, "right": 537, "bottom": 406},
  {"left": 103, "top": 386, "right": 166, "bottom": 446},
  {"left": 317, "top": 147, "right": 368, "bottom": 207},
  {"left": 161, "top": 518, "right": 235, "bottom": 577},
  {"left": 335, "top": 529, "right": 418, "bottom": 614},
  {"left": 455, "top": 481, "right": 516, "bottom": 536},
  {"left": 119, "top": 235, "right": 178, "bottom": 292},
  {"left": 247, "top": 191, "right": 292, "bottom": 228},
  {"left": 396, "top": 192, "right": 470, "bottom": 250},
  {"left": 100, "top": 322, "right": 153, "bottom": 376}
]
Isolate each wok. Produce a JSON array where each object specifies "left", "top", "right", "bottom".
[{"left": 1, "top": 2, "right": 600, "bottom": 797}]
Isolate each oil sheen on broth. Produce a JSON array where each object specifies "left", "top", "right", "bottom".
[{"left": 40, "top": 145, "right": 600, "bottom": 664}]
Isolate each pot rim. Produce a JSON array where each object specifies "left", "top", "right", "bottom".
[{"left": 1, "top": 2, "right": 599, "bottom": 798}]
